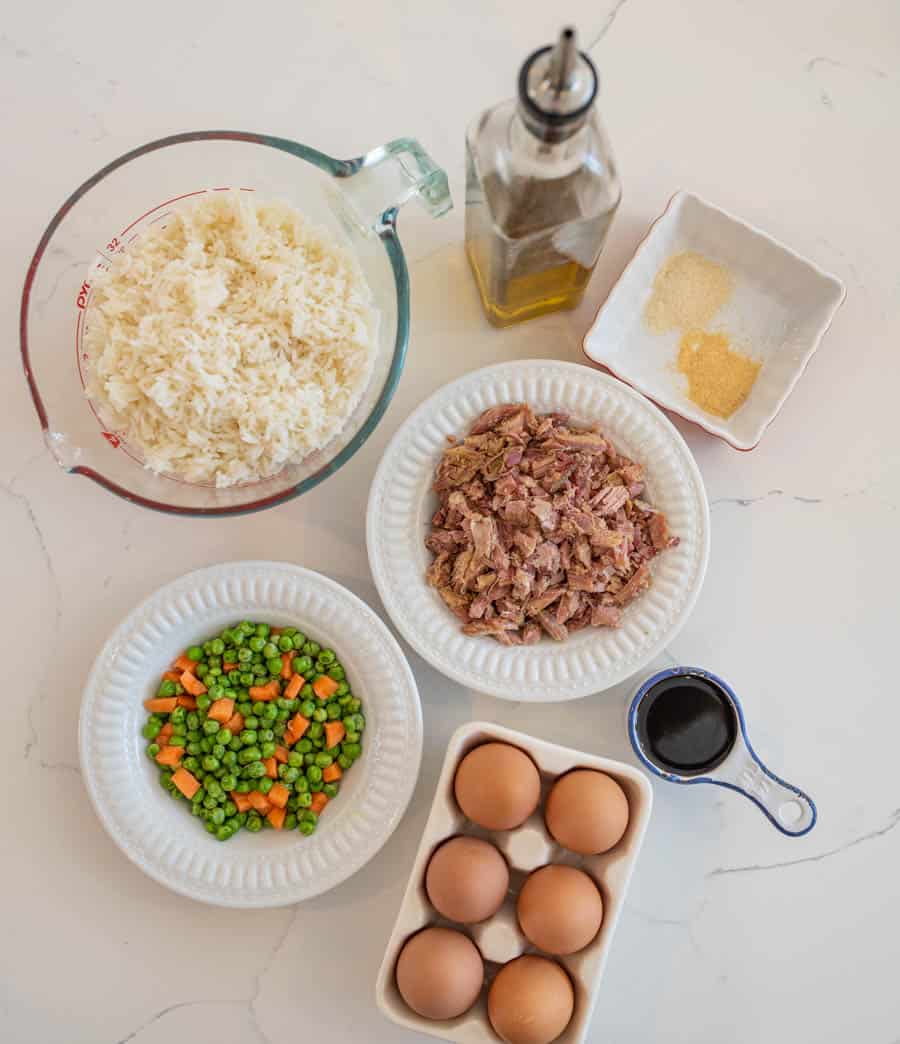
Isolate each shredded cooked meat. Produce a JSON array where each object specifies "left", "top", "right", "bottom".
[{"left": 426, "top": 404, "right": 679, "bottom": 644}]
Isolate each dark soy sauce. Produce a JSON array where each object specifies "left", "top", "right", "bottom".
[{"left": 636, "top": 674, "right": 737, "bottom": 775}]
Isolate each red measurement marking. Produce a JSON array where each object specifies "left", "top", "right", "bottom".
[
  {"left": 102, "top": 432, "right": 121, "bottom": 448},
  {"left": 76, "top": 281, "right": 91, "bottom": 309},
  {"left": 119, "top": 189, "right": 208, "bottom": 237}
]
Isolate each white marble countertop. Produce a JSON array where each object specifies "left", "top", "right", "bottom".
[{"left": 3, "top": 1, "right": 899, "bottom": 1041}]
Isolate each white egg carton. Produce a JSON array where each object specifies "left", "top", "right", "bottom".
[{"left": 375, "top": 721, "right": 653, "bottom": 1044}]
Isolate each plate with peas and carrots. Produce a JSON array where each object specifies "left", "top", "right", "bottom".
[{"left": 79, "top": 561, "right": 422, "bottom": 907}]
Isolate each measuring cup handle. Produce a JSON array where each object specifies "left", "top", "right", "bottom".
[
  {"left": 724, "top": 751, "right": 817, "bottom": 837},
  {"left": 337, "top": 138, "right": 452, "bottom": 231}
]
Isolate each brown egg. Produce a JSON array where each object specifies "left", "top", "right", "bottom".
[
  {"left": 517, "top": 864, "right": 604, "bottom": 955},
  {"left": 454, "top": 742, "right": 541, "bottom": 830},
  {"left": 545, "top": 769, "right": 629, "bottom": 855},
  {"left": 396, "top": 926, "right": 483, "bottom": 1020},
  {"left": 426, "top": 836, "right": 509, "bottom": 924},
  {"left": 488, "top": 955, "right": 574, "bottom": 1044}
]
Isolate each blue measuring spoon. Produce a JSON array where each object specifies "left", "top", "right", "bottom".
[{"left": 628, "top": 666, "right": 817, "bottom": 837}]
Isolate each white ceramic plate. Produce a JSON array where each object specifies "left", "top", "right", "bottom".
[
  {"left": 376, "top": 721, "right": 654, "bottom": 1044},
  {"left": 79, "top": 561, "right": 422, "bottom": 907},
  {"left": 366, "top": 360, "right": 709, "bottom": 702},
  {"left": 582, "top": 191, "right": 846, "bottom": 450}
]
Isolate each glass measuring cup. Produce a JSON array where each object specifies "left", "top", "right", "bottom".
[
  {"left": 20, "top": 131, "right": 451, "bottom": 515},
  {"left": 628, "top": 666, "right": 817, "bottom": 837}
]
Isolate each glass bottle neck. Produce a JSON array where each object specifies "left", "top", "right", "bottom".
[{"left": 508, "top": 109, "right": 593, "bottom": 178}]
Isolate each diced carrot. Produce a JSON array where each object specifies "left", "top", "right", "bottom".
[
  {"left": 222, "top": 661, "right": 238, "bottom": 673},
  {"left": 144, "top": 697, "right": 178, "bottom": 714},
  {"left": 162, "top": 671, "right": 182, "bottom": 683},
  {"left": 280, "top": 652, "right": 293, "bottom": 679},
  {"left": 177, "top": 694, "right": 197, "bottom": 710},
  {"left": 274, "top": 746, "right": 289, "bottom": 764},
  {"left": 267, "top": 806, "right": 286, "bottom": 830},
  {"left": 248, "top": 791, "right": 271, "bottom": 815},
  {"left": 180, "top": 671, "right": 207, "bottom": 696},
  {"left": 288, "top": 713, "right": 310, "bottom": 741},
  {"left": 309, "top": 792, "right": 329, "bottom": 815},
  {"left": 322, "top": 762, "right": 342, "bottom": 783},
  {"left": 284, "top": 673, "right": 303, "bottom": 701},
  {"left": 174, "top": 654, "right": 198, "bottom": 673},
  {"left": 224, "top": 712, "right": 245, "bottom": 736},
  {"left": 155, "top": 746, "right": 184, "bottom": 767},
  {"left": 231, "top": 791, "right": 252, "bottom": 813},
  {"left": 268, "top": 782, "right": 290, "bottom": 809},
  {"left": 313, "top": 675, "right": 339, "bottom": 700},
  {"left": 208, "top": 698, "right": 235, "bottom": 724},
  {"left": 270, "top": 627, "right": 283, "bottom": 636},
  {"left": 249, "top": 680, "right": 279, "bottom": 702},
  {"left": 157, "top": 722, "right": 174, "bottom": 746},
  {"left": 324, "top": 721, "right": 345, "bottom": 750},
  {"left": 172, "top": 767, "right": 200, "bottom": 799},
  {"left": 264, "top": 757, "right": 278, "bottom": 780}
]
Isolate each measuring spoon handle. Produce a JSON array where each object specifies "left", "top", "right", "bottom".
[{"left": 715, "top": 749, "right": 817, "bottom": 837}]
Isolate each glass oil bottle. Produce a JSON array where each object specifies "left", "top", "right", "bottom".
[{"left": 465, "top": 27, "right": 621, "bottom": 327}]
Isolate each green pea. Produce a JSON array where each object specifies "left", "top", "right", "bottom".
[
  {"left": 218, "top": 728, "right": 233, "bottom": 745},
  {"left": 258, "top": 778, "right": 274, "bottom": 795},
  {"left": 253, "top": 664, "right": 268, "bottom": 679},
  {"left": 287, "top": 751, "right": 303, "bottom": 768},
  {"left": 294, "top": 656, "right": 313, "bottom": 676},
  {"left": 246, "top": 761, "right": 267, "bottom": 779},
  {"left": 142, "top": 721, "right": 161, "bottom": 740},
  {"left": 300, "top": 684, "right": 315, "bottom": 700},
  {"left": 263, "top": 642, "right": 279, "bottom": 660},
  {"left": 248, "top": 636, "right": 265, "bottom": 653},
  {"left": 186, "top": 712, "right": 200, "bottom": 730},
  {"left": 287, "top": 795, "right": 300, "bottom": 812},
  {"left": 300, "top": 700, "right": 316, "bottom": 718},
  {"left": 298, "top": 819, "right": 315, "bottom": 835},
  {"left": 255, "top": 624, "right": 270, "bottom": 639},
  {"left": 212, "top": 744, "right": 225, "bottom": 760},
  {"left": 146, "top": 743, "right": 160, "bottom": 759},
  {"left": 261, "top": 742, "right": 276, "bottom": 759},
  {"left": 241, "top": 730, "right": 258, "bottom": 746},
  {"left": 186, "top": 742, "right": 202, "bottom": 756},
  {"left": 229, "top": 736, "right": 242, "bottom": 752},
  {"left": 240, "top": 621, "right": 255, "bottom": 636},
  {"left": 186, "top": 645, "right": 203, "bottom": 662},
  {"left": 277, "top": 635, "right": 293, "bottom": 652},
  {"left": 304, "top": 753, "right": 315, "bottom": 766},
  {"left": 169, "top": 704, "right": 185, "bottom": 724},
  {"left": 322, "top": 783, "right": 339, "bottom": 799},
  {"left": 265, "top": 657, "right": 281, "bottom": 675},
  {"left": 223, "top": 800, "right": 237, "bottom": 818},
  {"left": 239, "top": 672, "right": 253, "bottom": 687},
  {"left": 196, "top": 663, "right": 209, "bottom": 678},
  {"left": 291, "top": 631, "right": 306, "bottom": 647},
  {"left": 203, "top": 795, "right": 218, "bottom": 811},
  {"left": 312, "top": 708, "right": 327, "bottom": 723},
  {"left": 215, "top": 826, "right": 230, "bottom": 841},
  {"left": 236, "top": 812, "right": 248, "bottom": 827},
  {"left": 343, "top": 742, "right": 362, "bottom": 759},
  {"left": 220, "top": 773, "right": 237, "bottom": 791},
  {"left": 306, "top": 765, "right": 323, "bottom": 784},
  {"left": 169, "top": 734, "right": 186, "bottom": 748},
  {"left": 238, "top": 746, "right": 261, "bottom": 764},
  {"left": 202, "top": 756, "right": 219, "bottom": 772},
  {"left": 183, "top": 756, "right": 199, "bottom": 772},
  {"left": 196, "top": 694, "right": 212, "bottom": 712},
  {"left": 262, "top": 704, "right": 278, "bottom": 722},
  {"left": 312, "top": 736, "right": 325, "bottom": 750},
  {"left": 282, "top": 766, "right": 300, "bottom": 783},
  {"left": 236, "top": 647, "right": 252, "bottom": 663},
  {"left": 326, "top": 702, "right": 341, "bottom": 720},
  {"left": 328, "top": 666, "right": 345, "bottom": 681},
  {"left": 337, "top": 754, "right": 352, "bottom": 770},
  {"left": 284, "top": 813, "right": 298, "bottom": 831},
  {"left": 222, "top": 751, "right": 238, "bottom": 768},
  {"left": 336, "top": 682, "right": 350, "bottom": 697},
  {"left": 209, "top": 638, "right": 224, "bottom": 655},
  {"left": 297, "top": 739, "right": 312, "bottom": 754},
  {"left": 345, "top": 730, "right": 360, "bottom": 744},
  {"left": 302, "top": 641, "right": 320, "bottom": 657},
  {"left": 202, "top": 720, "right": 220, "bottom": 736},
  {"left": 315, "top": 753, "right": 333, "bottom": 768},
  {"left": 308, "top": 723, "right": 323, "bottom": 740},
  {"left": 209, "top": 806, "right": 225, "bottom": 825},
  {"left": 297, "top": 790, "right": 312, "bottom": 807},
  {"left": 235, "top": 781, "right": 251, "bottom": 794},
  {"left": 237, "top": 701, "right": 252, "bottom": 717},
  {"left": 246, "top": 814, "right": 262, "bottom": 833},
  {"left": 348, "top": 698, "right": 361, "bottom": 714},
  {"left": 318, "top": 649, "right": 336, "bottom": 666},
  {"left": 244, "top": 715, "right": 259, "bottom": 730}
]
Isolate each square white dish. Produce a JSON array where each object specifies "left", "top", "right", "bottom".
[
  {"left": 375, "top": 721, "right": 653, "bottom": 1044},
  {"left": 582, "top": 191, "right": 845, "bottom": 450}
]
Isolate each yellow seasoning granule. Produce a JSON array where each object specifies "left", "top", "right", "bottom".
[
  {"left": 677, "top": 330, "right": 761, "bottom": 418},
  {"left": 645, "top": 251, "right": 734, "bottom": 333}
]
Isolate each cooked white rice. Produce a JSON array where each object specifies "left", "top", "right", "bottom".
[{"left": 85, "top": 191, "right": 377, "bottom": 487}]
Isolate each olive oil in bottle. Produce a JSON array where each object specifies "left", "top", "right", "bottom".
[{"left": 465, "top": 27, "right": 621, "bottom": 327}]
